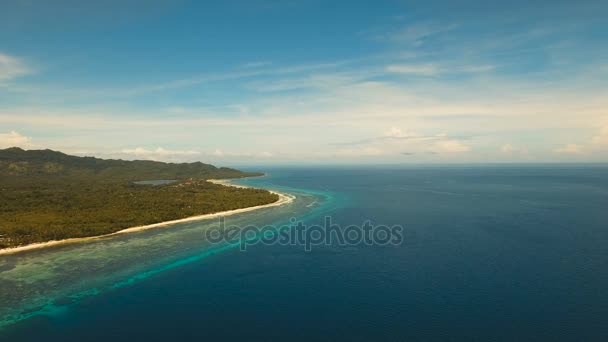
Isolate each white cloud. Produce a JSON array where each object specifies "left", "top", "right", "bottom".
[
  {"left": 555, "top": 144, "right": 584, "bottom": 154},
  {"left": 386, "top": 63, "right": 495, "bottom": 77},
  {"left": 384, "top": 126, "right": 404, "bottom": 137},
  {"left": 0, "top": 131, "right": 32, "bottom": 148},
  {"left": 247, "top": 70, "right": 374, "bottom": 92},
  {"left": 380, "top": 22, "right": 459, "bottom": 46},
  {"left": 550, "top": 124, "right": 608, "bottom": 156},
  {"left": 2, "top": 51, "right": 607, "bottom": 163},
  {"left": 386, "top": 64, "right": 438, "bottom": 76},
  {"left": 501, "top": 143, "right": 515, "bottom": 153},
  {"left": 0, "top": 53, "right": 31, "bottom": 82},
  {"left": 110, "top": 61, "right": 352, "bottom": 96},
  {"left": 383, "top": 126, "right": 424, "bottom": 139},
  {"left": 398, "top": 51, "right": 419, "bottom": 59},
  {"left": 462, "top": 65, "right": 496, "bottom": 73},
  {"left": 334, "top": 147, "right": 385, "bottom": 157},
  {"left": 501, "top": 143, "right": 529, "bottom": 154},
  {"left": 242, "top": 61, "right": 272, "bottom": 68},
  {"left": 206, "top": 149, "right": 274, "bottom": 159},
  {"left": 120, "top": 147, "right": 201, "bottom": 160},
  {"left": 432, "top": 140, "right": 471, "bottom": 153},
  {"left": 591, "top": 125, "right": 608, "bottom": 146}
]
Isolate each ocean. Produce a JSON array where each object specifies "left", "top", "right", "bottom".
[{"left": 1, "top": 166, "right": 608, "bottom": 341}]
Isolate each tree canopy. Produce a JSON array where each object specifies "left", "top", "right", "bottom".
[{"left": 0, "top": 148, "right": 277, "bottom": 248}]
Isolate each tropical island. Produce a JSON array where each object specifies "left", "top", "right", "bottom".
[{"left": 0, "top": 147, "right": 280, "bottom": 249}]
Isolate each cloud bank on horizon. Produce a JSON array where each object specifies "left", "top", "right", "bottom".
[{"left": 0, "top": 0, "right": 607, "bottom": 164}]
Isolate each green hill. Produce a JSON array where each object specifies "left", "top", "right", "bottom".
[
  {"left": 0, "top": 148, "right": 277, "bottom": 249},
  {"left": 0, "top": 147, "right": 260, "bottom": 180}
]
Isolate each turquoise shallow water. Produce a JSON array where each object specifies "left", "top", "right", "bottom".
[
  {"left": 0, "top": 177, "right": 334, "bottom": 332},
  {"left": 2, "top": 166, "right": 608, "bottom": 341}
]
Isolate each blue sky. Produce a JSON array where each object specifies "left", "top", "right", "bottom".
[{"left": 1, "top": 0, "right": 607, "bottom": 164}]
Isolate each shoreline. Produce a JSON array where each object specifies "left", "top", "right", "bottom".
[{"left": 0, "top": 178, "right": 294, "bottom": 256}]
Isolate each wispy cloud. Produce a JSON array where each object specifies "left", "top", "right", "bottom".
[
  {"left": 501, "top": 143, "right": 528, "bottom": 155},
  {"left": 386, "top": 64, "right": 438, "bottom": 76},
  {"left": 0, "top": 130, "right": 33, "bottom": 148},
  {"left": 241, "top": 61, "right": 273, "bottom": 68},
  {"left": 432, "top": 139, "right": 471, "bottom": 153},
  {"left": 97, "top": 60, "right": 356, "bottom": 97},
  {"left": 208, "top": 149, "right": 274, "bottom": 159},
  {"left": 246, "top": 70, "right": 376, "bottom": 92},
  {"left": 377, "top": 22, "right": 459, "bottom": 46},
  {"left": 555, "top": 144, "right": 585, "bottom": 155},
  {"left": 592, "top": 125, "right": 608, "bottom": 146},
  {"left": 2, "top": 9, "right": 607, "bottom": 163},
  {"left": 0, "top": 53, "right": 31, "bottom": 82},
  {"left": 113, "top": 146, "right": 276, "bottom": 162},
  {"left": 386, "top": 63, "right": 496, "bottom": 77},
  {"left": 331, "top": 126, "right": 472, "bottom": 157},
  {"left": 462, "top": 65, "right": 496, "bottom": 73},
  {"left": 334, "top": 127, "right": 472, "bottom": 147},
  {"left": 120, "top": 147, "right": 201, "bottom": 160},
  {"left": 384, "top": 126, "right": 406, "bottom": 137},
  {"left": 551, "top": 124, "right": 608, "bottom": 157}
]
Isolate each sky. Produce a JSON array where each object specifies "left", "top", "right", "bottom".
[{"left": 0, "top": 0, "right": 607, "bottom": 165}]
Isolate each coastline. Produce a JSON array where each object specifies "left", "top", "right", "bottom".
[{"left": 0, "top": 178, "right": 294, "bottom": 256}]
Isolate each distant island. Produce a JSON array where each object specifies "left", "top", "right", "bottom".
[{"left": 0, "top": 147, "right": 280, "bottom": 249}]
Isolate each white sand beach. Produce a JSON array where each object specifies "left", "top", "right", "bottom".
[{"left": 0, "top": 179, "right": 294, "bottom": 256}]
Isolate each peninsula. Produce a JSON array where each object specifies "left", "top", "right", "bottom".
[{"left": 0, "top": 147, "right": 283, "bottom": 250}]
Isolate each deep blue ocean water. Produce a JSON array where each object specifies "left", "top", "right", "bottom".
[{"left": 2, "top": 166, "right": 608, "bottom": 341}]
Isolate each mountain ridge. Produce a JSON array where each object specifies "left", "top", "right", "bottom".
[{"left": 0, "top": 147, "right": 260, "bottom": 180}]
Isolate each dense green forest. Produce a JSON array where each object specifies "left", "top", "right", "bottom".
[{"left": 0, "top": 148, "right": 278, "bottom": 248}]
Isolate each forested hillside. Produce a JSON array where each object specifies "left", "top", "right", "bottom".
[
  {"left": 0, "top": 148, "right": 277, "bottom": 248},
  {"left": 0, "top": 147, "right": 260, "bottom": 180}
]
